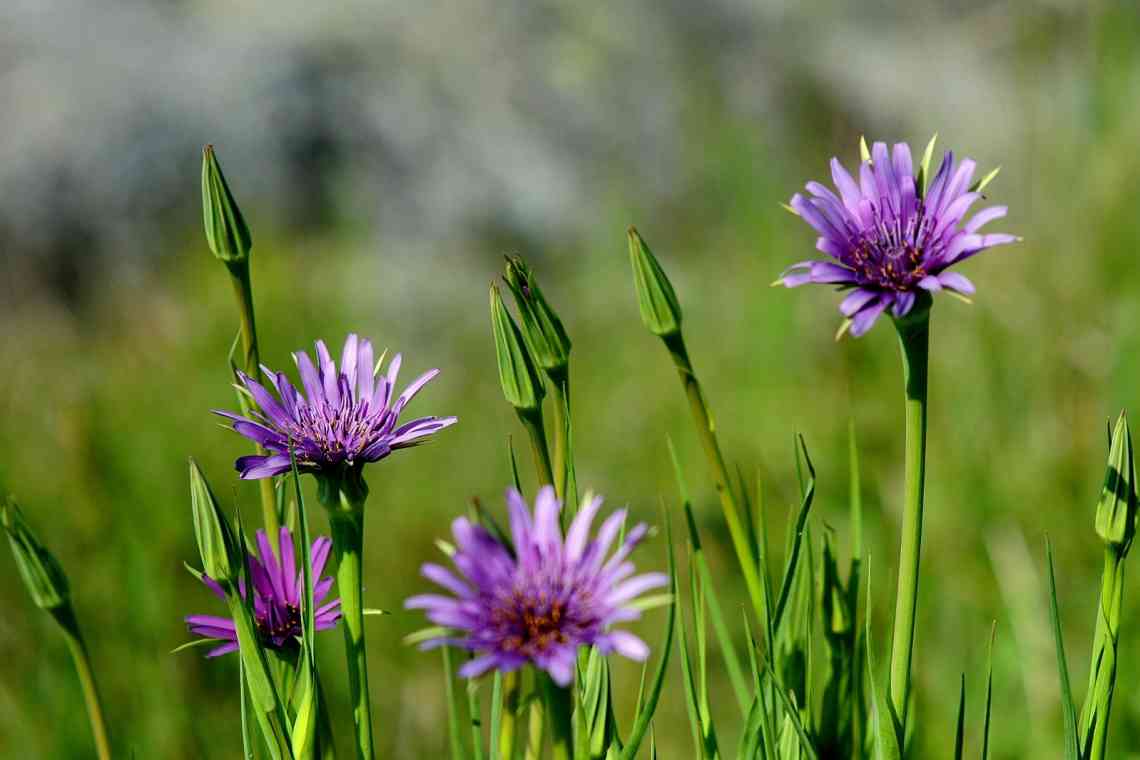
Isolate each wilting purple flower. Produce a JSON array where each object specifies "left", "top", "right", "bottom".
[
  {"left": 777, "top": 139, "right": 1019, "bottom": 337},
  {"left": 406, "top": 486, "right": 668, "bottom": 686},
  {"left": 216, "top": 333, "right": 457, "bottom": 479},
  {"left": 186, "top": 527, "right": 341, "bottom": 657}
]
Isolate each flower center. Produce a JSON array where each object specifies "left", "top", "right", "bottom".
[
  {"left": 492, "top": 592, "right": 573, "bottom": 657},
  {"left": 255, "top": 602, "right": 303, "bottom": 649}
]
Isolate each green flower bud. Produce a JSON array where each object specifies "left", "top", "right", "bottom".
[
  {"left": 2, "top": 499, "right": 70, "bottom": 611},
  {"left": 189, "top": 458, "right": 241, "bottom": 583},
  {"left": 627, "top": 226, "right": 682, "bottom": 337},
  {"left": 503, "top": 256, "right": 571, "bottom": 372},
  {"left": 490, "top": 283, "right": 545, "bottom": 413},
  {"left": 201, "top": 145, "right": 252, "bottom": 267},
  {"left": 1095, "top": 412, "right": 1137, "bottom": 550}
]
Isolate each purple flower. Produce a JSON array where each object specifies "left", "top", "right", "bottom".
[
  {"left": 216, "top": 334, "right": 457, "bottom": 479},
  {"left": 406, "top": 486, "right": 668, "bottom": 686},
  {"left": 186, "top": 527, "right": 341, "bottom": 657},
  {"left": 777, "top": 139, "right": 1019, "bottom": 337}
]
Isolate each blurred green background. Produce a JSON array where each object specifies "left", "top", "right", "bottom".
[{"left": 3, "top": 1, "right": 1140, "bottom": 757}]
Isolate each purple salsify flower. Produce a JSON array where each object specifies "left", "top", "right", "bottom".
[
  {"left": 406, "top": 486, "right": 668, "bottom": 686},
  {"left": 777, "top": 139, "right": 1020, "bottom": 337},
  {"left": 216, "top": 333, "right": 457, "bottom": 479},
  {"left": 186, "top": 527, "right": 342, "bottom": 657}
]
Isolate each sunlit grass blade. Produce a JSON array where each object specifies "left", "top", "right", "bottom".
[
  {"left": 489, "top": 672, "right": 503, "bottom": 760},
  {"left": 1045, "top": 538, "right": 1079, "bottom": 760},
  {"left": 619, "top": 512, "right": 678, "bottom": 760}
]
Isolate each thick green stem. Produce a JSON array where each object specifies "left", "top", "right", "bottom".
[
  {"left": 524, "top": 690, "right": 545, "bottom": 760},
  {"left": 322, "top": 478, "right": 374, "bottom": 760},
  {"left": 548, "top": 368, "right": 572, "bottom": 504},
  {"left": 55, "top": 608, "right": 111, "bottom": 760},
  {"left": 662, "top": 332, "right": 767, "bottom": 627},
  {"left": 519, "top": 410, "right": 555, "bottom": 488},
  {"left": 228, "top": 264, "right": 280, "bottom": 549},
  {"left": 500, "top": 670, "right": 522, "bottom": 760},
  {"left": 1080, "top": 546, "right": 1125, "bottom": 760},
  {"left": 887, "top": 304, "right": 931, "bottom": 729},
  {"left": 542, "top": 675, "right": 574, "bottom": 760}
]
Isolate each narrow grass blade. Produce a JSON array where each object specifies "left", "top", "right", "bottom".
[
  {"left": 443, "top": 646, "right": 470, "bottom": 760},
  {"left": 772, "top": 436, "right": 816, "bottom": 636},
  {"left": 1045, "top": 538, "right": 1080, "bottom": 760},
  {"left": 981, "top": 623, "right": 996, "bottom": 760},
  {"left": 954, "top": 674, "right": 965, "bottom": 760}
]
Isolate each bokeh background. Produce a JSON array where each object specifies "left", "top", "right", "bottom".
[{"left": 3, "top": 1, "right": 1140, "bottom": 757}]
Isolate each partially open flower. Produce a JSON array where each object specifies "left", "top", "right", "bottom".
[
  {"left": 186, "top": 527, "right": 341, "bottom": 657},
  {"left": 777, "top": 138, "right": 1019, "bottom": 337},
  {"left": 215, "top": 334, "right": 457, "bottom": 479},
  {"left": 406, "top": 486, "right": 667, "bottom": 686}
]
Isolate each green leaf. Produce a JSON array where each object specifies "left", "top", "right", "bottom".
[
  {"left": 917, "top": 133, "right": 938, "bottom": 197},
  {"left": 865, "top": 558, "right": 902, "bottom": 760},
  {"left": 619, "top": 514, "right": 678, "bottom": 760},
  {"left": 488, "top": 672, "right": 503, "bottom": 760},
  {"left": 1045, "top": 538, "right": 1080, "bottom": 760},
  {"left": 860, "top": 136, "right": 872, "bottom": 164},
  {"left": 490, "top": 284, "right": 545, "bottom": 413},
  {"left": 772, "top": 435, "right": 816, "bottom": 636},
  {"left": 968, "top": 166, "right": 1001, "bottom": 195},
  {"left": 954, "top": 674, "right": 966, "bottom": 760},
  {"left": 443, "top": 646, "right": 470, "bottom": 760},
  {"left": 981, "top": 623, "right": 996, "bottom": 760}
]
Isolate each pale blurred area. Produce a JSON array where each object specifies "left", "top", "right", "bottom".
[{"left": 3, "top": 2, "right": 1140, "bottom": 758}]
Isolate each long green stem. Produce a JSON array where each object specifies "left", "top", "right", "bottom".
[
  {"left": 55, "top": 608, "right": 111, "bottom": 760},
  {"left": 500, "top": 670, "right": 522, "bottom": 759},
  {"left": 548, "top": 368, "right": 572, "bottom": 504},
  {"left": 542, "top": 675, "right": 574, "bottom": 760},
  {"left": 887, "top": 305, "right": 931, "bottom": 729},
  {"left": 662, "top": 332, "right": 766, "bottom": 627},
  {"left": 228, "top": 265, "right": 281, "bottom": 549},
  {"left": 1079, "top": 546, "right": 1125, "bottom": 760},
  {"left": 519, "top": 411, "right": 555, "bottom": 488},
  {"left": 322, "top": 481, "right": 374, "bottom": 760}
]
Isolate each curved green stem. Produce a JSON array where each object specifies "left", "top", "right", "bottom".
[
  {"left": 887, "top": 303, "right": 931, "bottom": 730},
  {"left": 55, "top": 607, "right": 112, "bottom": 760},
  {"left": 548, "top": 368, "right": 573, "bottom": 504},
  {"left": 321, "top": 478, "right": 374, "bottom": 760},
  {"left": 228, "top": 265, "right": 281, "bottom": 550},
  {"left": 662, "top": 332, "right": 767, "bottom": 629}
]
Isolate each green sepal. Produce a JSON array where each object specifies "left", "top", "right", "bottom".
[
  {"left": 188, "top": 458, "right": 241, "bottom": 584},
  {"left": 201, "top": 145, "right": 252, "bottom": 267},
  {"left": 503, "top": 256, "right": 571, "bottom": 372},
  {"left": 490, "top": 283, "right": 546, "bottom": 412},
  {"left": 2, "top": 498, "right": 70, "bottom": 611},
  {"left": 627, "top": 227, "right": 682, "bottom": 338}
]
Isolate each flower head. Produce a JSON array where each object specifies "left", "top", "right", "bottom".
[
  {"left": 216, "top": 334, "right": 457, "bottom": 479},
  {"left": 777, "top": 138, "right": 1019, "bottom": 337},
  {"left": 406, "top": 486, "right": 668, "bottom": 686},
  {"left": 186, "top": 527, "right": 341, "bottom": 657}
]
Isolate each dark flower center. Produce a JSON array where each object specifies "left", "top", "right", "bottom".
[
  {"left": 849, "top": 239, "right": 927, "bottom": 291},
  {"left": 492, "top": 593, "right": 573, "bottom": 657},
  {"left": 255, "top": 602, "right": 303, "bottom": 649}
]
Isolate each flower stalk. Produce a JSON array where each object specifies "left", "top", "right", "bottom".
[
  {"left": 542, "top": 675, "right": 574, "bottom": 760},
  {"left": 319, "top": 473, "right": 375, "bottom": 760},
  {"left": 887, "top": 296, "right": 931, "bottom": 728},
  {"left": 201, "top": 145, "right": 280, "bottom": 547},
  {"left": 3, "top": 500, "right": 112, "bottom": 760}
]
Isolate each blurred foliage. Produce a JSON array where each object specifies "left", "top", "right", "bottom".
[{"left": 4, "top": 1, "right": 1140, "bottom": 758}]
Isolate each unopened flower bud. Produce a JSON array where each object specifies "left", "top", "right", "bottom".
[
  {"left": 490, "top": 284, "right": 545, "bottom": 413},
  {"left": 201, "top": 145, "right": 252, "bottom": 267},
  {"left": 189, "top": 459, "right": 241, "bottom": 583},
  {"left": 2, "top": 499, "right": 70, "bottom": 611},
  {"left": 628, "top": 227, "right": 682, "bottom": 337},
  {"left": 1095, "top": 412, "right": 1137, "bottom": 551},
  {"left": 503, "top": 256, "right": 571, "bottom": 373}
]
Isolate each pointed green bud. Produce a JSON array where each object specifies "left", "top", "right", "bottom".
[
  {"left": 503, "top": 256, "right": 571, "bottom": 372},
  {"left": 2, "top": 499, "right": 70, "bottom": 611},
  {"left": 201, "top": 145, "right": 252, "bottom": 267},
  {"left": 1095, "top": 412, "right": 1137, "bottom": 550},
  {"left": 189, "top": 458, "right": 241, "bottom": 583},
  {"left": 490, "top": 284, "right": 545, "bottom": 413},
  {"left": 627, "top": 226, "right": 682, "bottom": 337}
]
